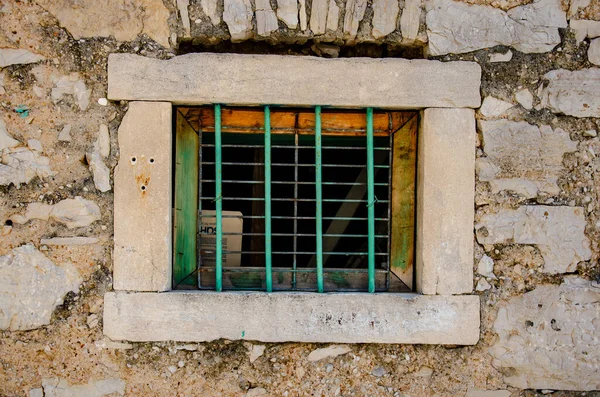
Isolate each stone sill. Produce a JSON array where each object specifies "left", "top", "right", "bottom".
[{"left": 104, "top": 291, "right": 480, "bottom": 345}]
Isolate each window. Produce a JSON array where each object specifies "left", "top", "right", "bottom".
[
  {"left": 173, "top": 106, "right": 418, "bottom": 293},
  {"left": 105, "top": 53, "right": 480, "bottom": 344}
]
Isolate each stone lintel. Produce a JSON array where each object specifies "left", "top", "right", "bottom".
[
  {"left": 104, "top": 291, "right": 480, "bottom": 344},
  {"left": 107, "top": 53, "right": 482, "bottom": 109},
  {"left": 417, "top": 108, "right": 475, "bottom": 295},
  {"left": 113, "top": 102, "right": 172, "bottom": 292}
]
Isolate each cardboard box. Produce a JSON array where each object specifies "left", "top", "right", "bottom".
[{"left": 199, "top": 210, "right": 243, "bottom": 267}]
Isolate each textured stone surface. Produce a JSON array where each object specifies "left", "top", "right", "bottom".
[
  {"left": 307, "top": 345, "right": 351, "bottom": 361},
  {"left": 0, "top": 244, "right": 81, "bottom": 331},
  {"left": 113, "top": 102, "right": 172, "bottom": 292},
  {"left": 0, "top": 48, "right": 45, "bottom": 68},
  {"left": 490, "top": 277, "right": 600, "bottom": 390},
  {"left": 255, "top": 0, "right": 279, "bottom": 36},
  {"left": 417, "top": 108, "right": 475, "bottom": 295},
  {"left": 477, "top": 120, "right": 577, "bottom": 198},
  {"left": 51, "top": 73, "right": 91, "bottom": 111},
  {"left": 326, "top": 0, "right": 340, "bottom": 31},
  {"left": 310, "top": 0, "right": 329, "bottom": 34},
  {"left": 401, "top": 0, "right": 423, "bottom": 42},
  {"left": 37, "top": 0, "right": 170, "bottom": 47},
  {"left": 223, "top": 0, "right": 254, "bottom": 41},
  {"left": 476, "top": 206, "right": 592, "bottom": 273},
  {"left": 201, "top": 0, "right": 221, "bottom": 25},
  {"left": 479, "top": 96, "right": 514, "bottom": 118},
  {"left": 12, "top": 197, "right": 101, "bottom": 229},
  {"left": 97, "top": 125, "right": 110, "bottom": 158},
  {"left": 299, "top": 0, "right": 308, "bottom": 30},
  {"left": 0, "top": 124, "right": 54, "bottom": 187},
  {"left": 108, "top": 53, "right": 482, "bottom": 108},
  {"left": 276, "top": 0, "right": 299, "bottom": 28},
  {"left": 41, "top": 377, "right": 125, "bottom": 397},
  {"left": 489, "top": 50, "right": 513, "bottom": 62},
  {"left": 0, "top": 119, "right": 19, "bottom": 150},
  {"left": 343, "top": 0, "right": 368, "bottom": 40},
  {"left": 515, "top": 88, "right": 534, "bottom": 109},
  {"left": 86, "top": 147, "right": 111, "bottom": 192},
  {"left": 570, "top": 19, "right": 600, "bottom": 43},
  {"left": 104, "top": 292, "right": 480, "bottom": 344},
  {"left": 40, "top": 237, "right": 100, "bottom": 246},
  {"left": 248, "top": 344, "right": 266, "bottom": 363},
  {"left": 477, "top": 255, "right": 495, "bottom": 278},
  {"left": 589, "top": 38, "right": 600, "bottom": 65},
  {"left": 177, "top": 0, "right": 191, "bottom": 36},
  {"left": 540, "top": 68, "right": 600, "bottom": 117},
  {"left": 372, "top": 0, "right": 400, "bottom": 38},
  {"left": 466, "top": 391, "right": 511, "bottom": 397},
  {"left": 426, "top": 0, "right": 567, "bottom": 55}
]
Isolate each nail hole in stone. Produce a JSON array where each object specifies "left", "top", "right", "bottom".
[
  {"left": 149, "top": 158, "right": 155, "bottom": 164},
  {"left": 131, "top": 157, "right": 137, "bottom": 164},
  {"left": 141, "top": 185, "right": 146, "bottom": 191}
]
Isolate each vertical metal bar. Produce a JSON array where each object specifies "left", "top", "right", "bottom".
[
  {"left": 366, "top": 107, "right": 376, "bottom": 293},
  {"left": 215, "top": 104, "right": 223, "bottom": 292},
  {"left": 315, "top": 106, "right": 324, "bottom": 293},
  {"left": 386, "top": 132, "right": 392, "bottom": 292},
  {"left": 197, "top": 128, "right": 203, "bottom": 287},
  {"left": 264, "top": 106, "right": 273, "bottom": 292},
  {"left": 293, "top": 132, "right": 298, "bottom": 290}
]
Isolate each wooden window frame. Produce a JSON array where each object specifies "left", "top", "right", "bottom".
[{"left": 173, "top": 106, "right": 418, "bottom": 292}]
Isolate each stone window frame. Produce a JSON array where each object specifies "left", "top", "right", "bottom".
[{"left": 103, "top": 53, "right": 482, "bottom": 344}]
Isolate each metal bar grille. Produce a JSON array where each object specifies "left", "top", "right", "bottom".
[
  {"left": 264, "top": 106, "right": 273, "bottom": 292},
  {"left": 186, "top": 105, "right": 411, "bottom": 293},
  {"left": 315, "top": 105, "right": 324, "bottom": 292},
  {"left": 366, "top": 107, "right": 376, "bottom": 293},
  {"left": 215, "top": 104, "right": 223, "bottom": 291}
]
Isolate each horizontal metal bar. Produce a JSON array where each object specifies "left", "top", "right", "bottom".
[
  {"left": 197, "top": 267, "right": 389, "bottom": 274},
  {"left": 198, "top": 214, "right": 390, "bottom": 221},
  {"left": 199, "top": 179, "right": 388, "bottom": 186},
  {"left": 219, "top": 232, "right": 388, "bottom": 238},
  {"left": 200, "top": 197, "right": 389, "bottom": 203},
  {"left": 200, "top": 179, "right": 263, "bottom": 184},
  {"left": 212, "top": 250, "right": 389, "bottom": 256},
  {"left": 200, "top": 161, "right": 389, "bottom": 169},
  {"left": 199, "top": 144, "right": 391, "bottom": 151}
]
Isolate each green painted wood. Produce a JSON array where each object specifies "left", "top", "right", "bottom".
[
  {"left": 390, "top": 115, "right": 418, "bottom": 290},
  {"left": 174, "top": 111, "right": 199, "bottom": 287}
]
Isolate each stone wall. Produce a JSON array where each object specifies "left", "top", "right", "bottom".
[{"left": 1, "top": 0, "right": 599, "bottom": 395}]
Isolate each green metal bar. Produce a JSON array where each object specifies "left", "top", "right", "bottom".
[
  {"left": 315, "top": 105, "right": 324, "bottom": 293},
  {"left": 264, "top": 106, "right": 273, "bottom": 292},
  {"left": 366, "top": 107, "right": 376, "bottom": 293},
  {"left": 215, "top": 104, "right": 223, "bottom": 292}
]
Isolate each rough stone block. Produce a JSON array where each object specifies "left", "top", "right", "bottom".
[
  {"left": 107, "top": 53, "right": 482, "bottom": 109},
  {"left": 475, "top": 206, "right": 592, "bottom": 274},
  {"left": 490, "top": 277, "right": 600, "bottom": 390},
  {"left": 417, "top": 108, "right": 475, "bottom": 295},
  {"left": 113, "top": 102, "right": 172, "bottom": 291},
  {"left": 426, "top": 0, "right": 567, "bottom": 55},
  {"left": 104, "top": 292, "right": 480, "bottom": 344},
  {"left": 477, "top": 120, "right": 577, "bottom": 198},
  {"left": 0, "top": 244, "right": 81, "bottom": 331},
  {"left": 540, "top": 68, "right": 600, "bottom": 117}
]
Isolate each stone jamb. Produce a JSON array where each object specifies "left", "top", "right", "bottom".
[{"left": 105, "top": 53, "right": 480, "bottom": 344}]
